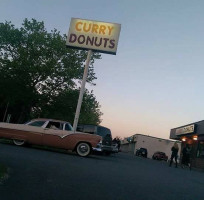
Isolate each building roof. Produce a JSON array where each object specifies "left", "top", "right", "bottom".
[
  {"left": 171, "top": 119, "right": 204, "bottom": 130},
  {"left": 122, "top": 133, "right": 178, "bottom": 144}
]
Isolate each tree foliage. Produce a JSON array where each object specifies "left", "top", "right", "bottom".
[
  {"left": 0, "top": 18, "right": 102, "bottom": 124},
  {"left": 33, "top": 89, "right": 102, "bottom": 125}
]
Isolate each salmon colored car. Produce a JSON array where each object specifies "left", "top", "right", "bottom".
[{"left": 0, "top": 118, "right": 102, "bottom": 157}]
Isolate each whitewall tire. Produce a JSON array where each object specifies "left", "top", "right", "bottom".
[
  {"left": 76, "top": 143, "right": 91, "bottom": 157},
  {"left": 13, "top": 139, "right": 25, "bottom": 146}
]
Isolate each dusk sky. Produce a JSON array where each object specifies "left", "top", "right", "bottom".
[{"left": 1, "top": 0, "right": 204, "bottom": 139}]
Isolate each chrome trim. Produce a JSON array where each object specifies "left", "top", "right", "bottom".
[{"left": 92, "top": 147, "right": 102, "bottom": 152}]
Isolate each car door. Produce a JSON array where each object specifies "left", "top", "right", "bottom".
[
  {"left": 26, "top": 120, "right": 46, "bottom": 145},
  {"left": 43, "top": 121, "right": 65, "bottom": 148},
  {"left": 60, "top": 123, "right": 75, "bottom": 149}
]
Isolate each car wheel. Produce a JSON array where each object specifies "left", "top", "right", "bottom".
[
  {"left": 76, "top": 143, "right": 91, "bottom": 157},
  {"left": 13, "top": 139, "right": 25, "bottom": 146}
]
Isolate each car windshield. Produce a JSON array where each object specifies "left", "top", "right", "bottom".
[{"left": 65, "top": 123, "right": 73, "bottom": 131}]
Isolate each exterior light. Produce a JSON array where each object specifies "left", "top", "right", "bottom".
[
  {"left": 193, "top": 136, "right": 198, "bottom": 141},
  {"left": 181, "top": 138, "right": 186, "bottom": 142}
]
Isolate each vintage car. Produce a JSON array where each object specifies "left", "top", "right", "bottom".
[
  {"left": 0, "top": 118, "right": 102, "bottom": 157},
  {"left": 135, "top": 148, "right": 148, "bottom": 158},
  {"left": 77, "top": 124, "right": 113, "bottom": 155},
  {"left": 152, "top": 151, "right": 168, "bottom": 161}
]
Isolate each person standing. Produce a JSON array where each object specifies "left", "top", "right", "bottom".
[
  {"left": 181, "top": 144, "right": 191, "bottom": 168},
  {"left": 116, "top": 137, "right": 121, "bottom": 151},
  {"left": 169, "top": 142, "right": 179, "bottom": 168}
]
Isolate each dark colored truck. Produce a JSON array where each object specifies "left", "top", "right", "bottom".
[{"left": 77, "top": 124, "right": 113, "bottom": 155}]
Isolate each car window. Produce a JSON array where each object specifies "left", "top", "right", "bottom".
[
  {"left": 77, "top": 125, "right": 84, "bottom": 132},
  {"left": 27, "top": 121, "right": 46, "bottom": 127},
  {"left": 83, "top": 125, "right": 96, "bottom": 134},
  {"left": 46, "top": 121, "right": 63, "bottom": 130},
  {"left": 97, "top": 126, "right": 111, "bottom": 137},
  {"left": 65, "top": 123, "right": 73, "bottom": 131}
]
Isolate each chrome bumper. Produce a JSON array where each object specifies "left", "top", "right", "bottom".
[
  {"left": 92, "top": 147, "right": 103, "bottom": 152},
  {"left": 92, "top": 145, "right": 113, "bottom": 152},
  {"left": 101, "top": 145, "right": 113, "bottom": 152}
]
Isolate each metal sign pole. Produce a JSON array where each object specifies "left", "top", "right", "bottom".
[{"left": 73, "top": 50, "right": 93, "bottom": 133}]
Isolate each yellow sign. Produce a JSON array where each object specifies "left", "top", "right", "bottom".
[{"left": 66, "top": 18, "right": 121, "bottom": 55}]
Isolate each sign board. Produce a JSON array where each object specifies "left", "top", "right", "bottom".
[
  {"left": 66, "top": 18, "right": 121, "bottom": 55},
  {"left": 175, "top": 124, "right": 195, "bottom": 135}
]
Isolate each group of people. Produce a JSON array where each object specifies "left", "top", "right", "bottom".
[{"left": 169, "top": 142, "right": 191, "bottom": 168}]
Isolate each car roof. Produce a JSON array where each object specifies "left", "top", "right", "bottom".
[
  {"left": 29, "top": 118, "right": 71, "bottom": 124},
  {"left": 77, "top": 124, "right": 111, "bottom": 130}
]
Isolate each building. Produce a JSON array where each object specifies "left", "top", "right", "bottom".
[
  {"left": 121, "top": 134, "right": 181, "bottom": 160},
  {"left": 170, "top": 120, "right": 204, "bottom": 170}
]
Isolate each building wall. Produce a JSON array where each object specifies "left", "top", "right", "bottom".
[
  {"left": 134, "top": 135, "right": 181, "bottom": 160},
  {"left": 121, "top": 134, "right": 181, "bottom": 160}
]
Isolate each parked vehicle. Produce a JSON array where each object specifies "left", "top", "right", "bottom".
[
  {"left": 77, "top": 124, "right": 112, "bottom": 155},
  {"left": 0, "top": 118, "right": 101, "bottom": 157},
  {"left": 135, "top": 148, "right": 148, "bottom": 158},
  {"left": 152, "top": 151, "right": 168, "bottom": 161}
]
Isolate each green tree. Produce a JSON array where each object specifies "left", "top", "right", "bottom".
[
  {"left": 34, "top": 89, "right": 102, "bottom": 125},
  {"left": 0, "top": 18, "right": 102, "bottom": 123}
]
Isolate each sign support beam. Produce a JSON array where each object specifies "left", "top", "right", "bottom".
[{"left": 73, "top": 50, "right": 92, "bottom": 132}]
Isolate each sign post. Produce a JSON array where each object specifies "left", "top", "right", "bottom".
[
  {"left": 72, "top": 49, "right": 92, "bottom": 132},
  {"left": 66, "top": 18, "right": 121, "bottom": 132}
]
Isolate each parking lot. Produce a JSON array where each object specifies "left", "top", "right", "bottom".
[{"left": 0, "top": 142, "right": 204, "bottom": 200}]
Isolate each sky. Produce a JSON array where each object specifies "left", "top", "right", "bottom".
[{"left": 1, "top": 0, "right": 204, "bottom": 139}]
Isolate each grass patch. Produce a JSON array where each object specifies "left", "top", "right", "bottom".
[{"left": 0, "top": 164, "right": 8, "bottom": 180}]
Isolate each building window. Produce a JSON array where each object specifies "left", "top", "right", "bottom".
[{"left": 197, "top": 141, "right": 204, "bottom": 158}]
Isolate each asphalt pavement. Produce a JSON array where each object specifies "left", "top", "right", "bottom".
[{"left": 0, "top": 142, "right": 204, "bottom": 200}]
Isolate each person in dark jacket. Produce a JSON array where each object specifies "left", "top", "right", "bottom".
[
  {"left": 169, "top": 142, "right": 179, "bottom": 168},
  {"left": 116, "top": 138, "right": 121, "bottom": 150},
  {"left": 181, "top": 144, "right": 191, "bottom": 168}
]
